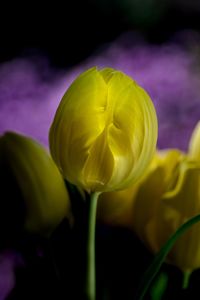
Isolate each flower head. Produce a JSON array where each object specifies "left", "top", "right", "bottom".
[
  {"left": 49, "top": 67, "right": 158, "bottom": 193},
  {"left": 0, "top": 132, "right": 70, "bottom": 236},
  {"left": 148, "top": 159, "right": 200, "bottom": 272}
]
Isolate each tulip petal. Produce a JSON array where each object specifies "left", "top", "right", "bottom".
[
  {"left": 188, "top": 121, "right": 200, "bottom": 161},
  {"left": 1, "top": 132, "right": 69, "bottom": 234},
  {"left": 82, "top": 129, "right": 114, "bottom": 192},
  {"left": 50, "top": 67, "right": 109, "bottom": 186},
  {"left": 105, "top": 73, "right": 146, "bottom": 189},
  {"left": 155, "top": 149, "right": 184, "bottom": 189},
  {"left": 155, "top": 162, "right": 200, "bottom": 271},
  {"left": 100, "top": 67, "right": 116, "bottom": 83},
  {"left": 109, "top": 80, "right": 157, "bottom": 189},
  {"left": 131, "top": 149, "right": 184, "bottom": 250},
  {"left": 133, "top": 166, "right": 165, "bottom": 241}
]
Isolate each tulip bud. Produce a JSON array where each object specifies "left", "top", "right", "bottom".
[
  {"left": 0, "top": 132, "right": 70, "bottom": 237},
  {"left": 49, "top": 67, "right": 158, "bottom": 193}
]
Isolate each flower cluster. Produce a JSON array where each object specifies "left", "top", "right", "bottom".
[
  {"left": 0, "top": 67, "right": 158, "bottom": 299},
  {"left": 2, "top": 66, "right": 200, "bottom": 299},
  {"left": 98, "top": 122, "right": 200, "bottom": 273}
]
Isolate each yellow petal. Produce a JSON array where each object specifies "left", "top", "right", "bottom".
[
  {"left": 0, "top": 132, "right": 70, "bottom": 235},
  {"left": 188, "top": 121, "right": 200, "bottom": 161},
  {"left": 155, "top": 149, "right": 184, "bottom": 188},
  {"left": 50, "top": 67, "right": 108, "bottom": 188},
  {"left": 132, "top": 149, "right": 183, "bottom": 244},
  {"left": 106, "top": 72, "right": 158, "bottom": 190},
  {"left": 82, "top": 129, "right": 114, "bottom": 191},
  {"left": 99, "top": 67, "right": 116, "bottom": 83},
  {"left": 154, "top": 161, "right": 200, "bottom": 272}
]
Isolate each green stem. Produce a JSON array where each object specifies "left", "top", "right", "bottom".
[
  {"left": 182, "top": 271, "right": 191, "bottom": 289},
  {"left": 85, "top": 192, "right": 100, "bottom": 300}
]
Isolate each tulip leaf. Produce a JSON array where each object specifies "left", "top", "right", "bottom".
[{"left": 135, "top": 214, "right": 200, "bottom": 300}]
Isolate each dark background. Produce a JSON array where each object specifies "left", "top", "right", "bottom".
[{"left": 1, "top": 0, "right": 200, "bottom": 67}]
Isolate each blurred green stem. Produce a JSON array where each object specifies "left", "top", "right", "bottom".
[
  {"left": 182, "top": 271, "right": 191, "bottom": 289},
  {"left": 86, "top": 192, "right": 100, "bottom": 300}
]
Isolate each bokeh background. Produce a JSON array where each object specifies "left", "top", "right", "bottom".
[{"left": 1, "top": 1, "right": 200, "bottom": 299}]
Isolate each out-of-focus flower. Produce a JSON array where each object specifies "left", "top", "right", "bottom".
[
  {"left": 99, "top": 121, "right": 200, "bottom": 272},
  {"left": 0, "top": 132, "right": 70, "bottom": 237},
  {"left": 97, "top": 149, "right": 183, "bottom": 229},
  {"left": 147, "top": 159, "right": 200, "bottom": 272},
  {"left": 49, "top": 67, "right": 158, "bottom": 193},
  {"left": 132, "top": 150, "right": 184, "bottom": 242},
  {"left": 145, "top": 121, "right": 200, "bottom": 272}
]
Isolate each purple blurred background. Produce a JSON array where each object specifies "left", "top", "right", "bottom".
[
  {"left": 0, "top": 252, "right": 22, "bottom": 300},
  {"left": 0, "top": 31, "right": 200, "bottom": 151}
]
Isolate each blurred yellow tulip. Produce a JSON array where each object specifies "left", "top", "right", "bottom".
[
  {"left": 147, "top": 160, "right": 200, "bottom": 272},
  {"left": 49, "top": 67, "right": 158, "bottom": 193},
  {"left": 144, "top": 122, "right": 200, "bottom": 272},
  {"left": 0, "top": 132, "right": 70, "bottom": 236},
  {"left": 98, "top": 121, "right": 200, "bottom": 273}
]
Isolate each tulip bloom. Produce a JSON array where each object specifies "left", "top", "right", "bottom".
[
  {"left": 148, "top": 160, "right": 200, "bottom": 272},
  {"left": 144, "top": 122, "right": 200, "bottom": 272},
  {"left": 99, "top": 121, "right": 200, "bottom": 273},
  {"left": 0, "top": 132, "right": 70, "bottom": 235},
  {"left": 49, "top": 67, "right": 158, "bottom": 193},
  {"left": 99, "top": 149, "right": 200, "bottom": 273}
]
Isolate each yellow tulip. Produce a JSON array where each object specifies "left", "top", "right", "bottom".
[
  {"left": 132, "top": 149, "right": 184, "bottom": 241},
  {"left": 0, "top": 132, "right": 70, "bottom": 235},
  {"left": 100, "top": 150, "right": 200, "bottom": 275},
  {"left": 49, "top": 67, "right": 158, "bottom": 193},
  {"left": 99, "top": 149, "right": 200, "bottom": 272},
  {"left": 143, "top": 122, "right": 200, "bottom": 272},
  {"left": 98, "top": 121, "right": 200, "bottom": 273},
  {"left": 147, "top": 160, "right": 200, "bottom": 272}
]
